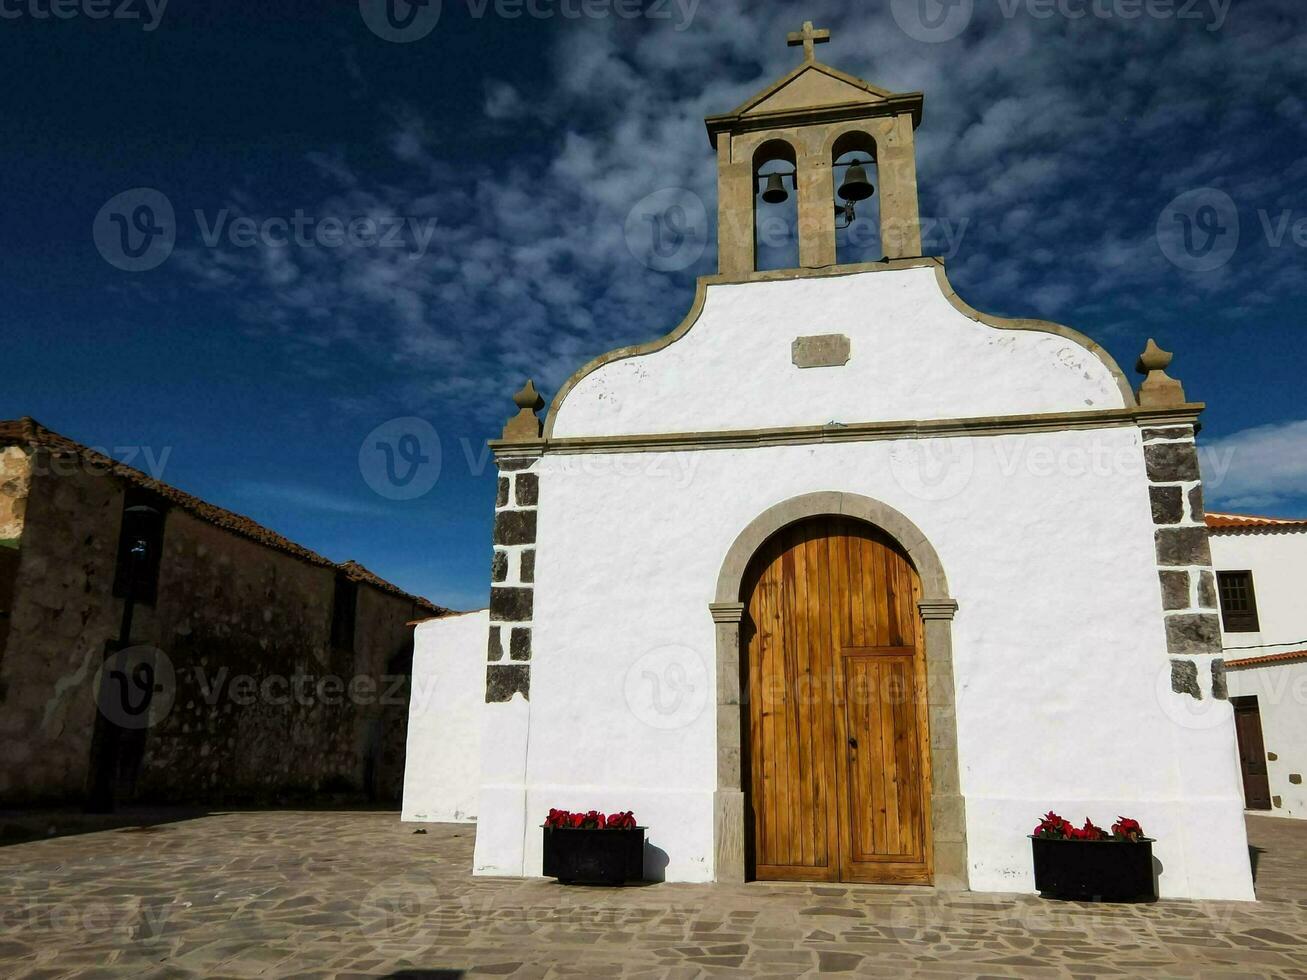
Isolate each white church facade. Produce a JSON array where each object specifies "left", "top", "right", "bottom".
[{"left": 406, "top": 24, "right": 1256, "bottom": 901}]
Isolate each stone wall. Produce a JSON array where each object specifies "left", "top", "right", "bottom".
[
  {"left": 0, "top": 447, "right": 31, "bottom": 675},
  {"left": 486, "top": 456, "right": 537, "bottom": 703},
  {"left": 0, "top": 449, "right": 426, "bottom": 806},
  {"left": 1143, "top": 425, "right": 1226, "bottom": 699},
  {"left": 0, "top": 446, "right": 30, "bottom": 544},
  {"left": 0, "top": 447, "right": 124, "bottom": 803}
]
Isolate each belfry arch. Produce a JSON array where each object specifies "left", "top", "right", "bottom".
[
  {"left": 752, "top": 138, "right": 800, "bottom": 271},
  {"left": 830, "top": 129, "right": 883, "bottom": 264}
]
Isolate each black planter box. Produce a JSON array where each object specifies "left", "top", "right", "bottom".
[
  {"left": 1030, "top": 836, "right": 1156, "bottom": 902},
  {"left": 542, "top": 827, "right": 645, "bottom": 885}
]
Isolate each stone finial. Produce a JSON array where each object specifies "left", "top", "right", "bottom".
[
  {"left": 1136, "top": 338, "right": 1176, "bottom": 375},
  {"left": 502, "top": 379, "right": 545, "bottom": 441},
  {"left": 1135, "top": 339, "right": 1187, "bottom": 408}
]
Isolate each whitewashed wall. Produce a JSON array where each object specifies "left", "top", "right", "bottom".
[
  {"left": 1213, "top": 530, "right": 1307, "bottom": 818},
  {"left": 402, "top": 610, "right": 487, "bottom": 824},
  {"left": 1211, "top": 531, "right": 1307, "bottom": 653},
  {"left": 474, "top": 266, "right": 1254, "bottom": 900},
  {"left": 551, "top": 266, "right": 1127, "bottom": 438},
  {"left": 1226, "top": 661, "right": 1307, "bottom": 818}
]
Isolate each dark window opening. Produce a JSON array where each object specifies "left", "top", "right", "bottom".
[
  {"left": 0, "top": 544, "right": 21, "bottom": 665},
  {"left": 331, "top": 575, "right": 358, "bottom": 652},
  {"left": 1217, "top": 570, "right": 1260, "bottom": 633},
  {"left": 112, "top": 489, "right": 167, "bottom": 606}
]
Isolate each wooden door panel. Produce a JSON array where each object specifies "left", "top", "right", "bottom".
[
  {"left": 744, "top": 517, "right": 933, "bottom": 884},
  {"left": 747, "top": 521, "right": 840, "bottom": 879},
  {"left": 838, "top": 650, "right": 929, "bottom": 880},
  {"left": 1232, "top": 697, "right": 1272, "bottom": 811}
]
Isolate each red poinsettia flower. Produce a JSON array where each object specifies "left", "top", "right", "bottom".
[
  {"left": 1033, "top": 810, "right": 1071, "bottom": 839},
  {"left": 1112, "top": 816, "right": 1144, "bottom": 842},
  {"left": 1067, "top": 818, "right": 1107, "bottom": 841},
  {"left": 1034, "top": 810, "right": 1147, "bottom": 843},
  {"left": 544, "top": 808, "right": 639, "bottom": 829}
]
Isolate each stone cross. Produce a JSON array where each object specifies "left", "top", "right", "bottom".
[{"left": 786, "top": 21, "right": 831, "bottom": 61}]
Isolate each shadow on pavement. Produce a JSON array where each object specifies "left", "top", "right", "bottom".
[{"left": 0, "top": 800, "right": 401, "bottom": 847}]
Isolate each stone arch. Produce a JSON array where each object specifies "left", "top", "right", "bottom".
[
  {"left": 708, "top": 491, "right": 968, "bottom": 888},
  {"left": 752, "top": 137, "right": 798, "bottom": 170},
  {"left": 830, "top": 128, "right": 879, "bottom": 164}
]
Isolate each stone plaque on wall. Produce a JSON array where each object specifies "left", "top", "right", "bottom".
[{"left": 792, "top": 334, "right": 851, "bottom": 369}]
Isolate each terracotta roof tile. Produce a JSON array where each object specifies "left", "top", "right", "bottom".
[
  {"left": 1225, "top": 650, "right": 1307, "bottom": 670},
  {"left": 1206, "top": 512, "right": 1307, "bottom": 533},
  {"left": 1, "top": 417, "right": 451, "bottom": 615}
]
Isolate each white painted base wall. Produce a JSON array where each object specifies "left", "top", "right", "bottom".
[
  {"left": 472, "top": 432, "right": 1256, "bottom": 899},
  {"left": 401, "top": 610, "right": 487, "bottom": 824}
]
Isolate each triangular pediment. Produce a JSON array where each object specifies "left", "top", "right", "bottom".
[{"left": 735, "top": 62, "right": 892, "bottom": 117}]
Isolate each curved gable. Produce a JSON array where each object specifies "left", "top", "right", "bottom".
[{"left": 547, "top": 262, "right": 1134, "bottom": 440}]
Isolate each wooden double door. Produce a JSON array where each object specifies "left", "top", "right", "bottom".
[{"left": 742, "top": 516, "right": 933, "bottom": 884}]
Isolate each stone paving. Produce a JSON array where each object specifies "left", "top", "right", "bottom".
[{"left": 1, "top": 809, "right": 1305, "bottom": 978}]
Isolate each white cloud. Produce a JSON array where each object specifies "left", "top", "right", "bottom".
[
  {"left": 175, "top": 1, "right": 1307, "bottom": 432},
  {"left": 227, "top": 480, "right": 396, "bottom": 519},
  {"left": 484, "top": 79, "right": 527, "bottom": 120},
  {"left": 1202, "top": 419, "right": 1307, "bottom": 512}
]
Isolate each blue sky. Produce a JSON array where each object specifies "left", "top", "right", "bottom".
[{"left": 2, "top": 0, "right": 1305, "bottom": 610}]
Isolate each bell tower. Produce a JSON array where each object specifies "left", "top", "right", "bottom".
[{"left": 705, "top": 22, "right": 925, "bottom": 277}]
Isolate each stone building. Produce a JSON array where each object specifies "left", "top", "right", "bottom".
[
  {"left": 407, "top": 23, "right": 1256, "bottom": 901},
  {"left": 0, "top": 417, "right": 448, "bottom": 808}
]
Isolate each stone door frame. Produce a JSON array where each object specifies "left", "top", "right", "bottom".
[{"left": 708, "top": 491, "right": 969, "bottom": 888}]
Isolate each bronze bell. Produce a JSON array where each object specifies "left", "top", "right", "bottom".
[
  {"left": 760, "top": 172, "right": 789, "bottom": 204},
  {"left": 838, "top": 160, "right": 875, "bottom": 202}
]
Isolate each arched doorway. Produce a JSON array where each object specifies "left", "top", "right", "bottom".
[{"left": 740, "top": 515, "right": 933, "bottom": 884}]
